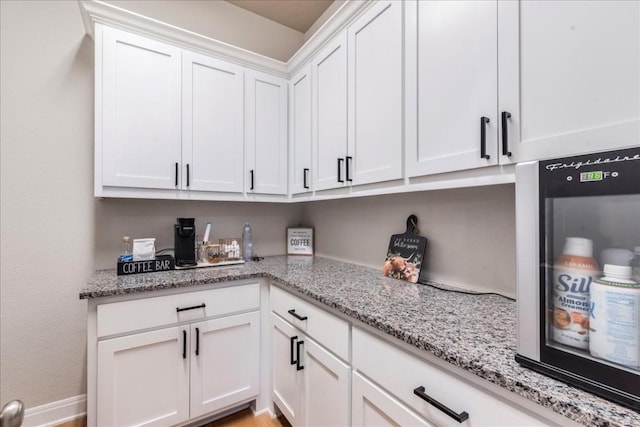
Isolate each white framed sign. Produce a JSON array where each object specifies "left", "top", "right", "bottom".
[{"left": 287, "top": 227, "right": 314, "bottom": 256}]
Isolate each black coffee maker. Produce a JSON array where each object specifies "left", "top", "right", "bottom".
[{"left": 174, "top": 218, "right": 197, "bottom": 267}]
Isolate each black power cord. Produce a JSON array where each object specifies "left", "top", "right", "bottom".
[{"left": 418, "top": 280, "right": 516, "bottom": 301}]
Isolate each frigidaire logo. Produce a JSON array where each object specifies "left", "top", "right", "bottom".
[{"left": 545, "top": 153, "right": 640, "bottom": 172}]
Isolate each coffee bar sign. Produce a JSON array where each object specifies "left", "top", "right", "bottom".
[{"left": 287, "top": 227, "right": 314, "bottom": 256}]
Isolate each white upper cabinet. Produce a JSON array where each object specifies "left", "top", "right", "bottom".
[
  {"left": 498, "top": 0, "right": 640, "bottom": 163},
  {"left": 406, "top": 0, "right": 499, "bottom": 178},
  {"left": 100, "top": 25, "right": 182, "bottom": 190},
  {"left": 312, "top": 1, "right": 403, "bottom": 193},
  {"left": 245, "top": 71, "right": 288, "bottom": 195},
  {"left": 98, "top": 24, "right": 246, "bottom": 197},
  {"left": 348, "top": 0, "right": 404, "bottom": 186},
  {"left": 312, "top": 34, "right": 349, "bottom": 192},
  {"left": 182, "top": 51, "right": 244, "bottom": 193},
  {"left": 290, "top": 65, "right": 313, "bottom": 195},
  {"left": 90, "top": 0, "right": 639, "bottom": 201}
]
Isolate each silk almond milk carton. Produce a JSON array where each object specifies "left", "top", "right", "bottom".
[{"left": 552, "top": 237, "right": 599, "bottom": 350}]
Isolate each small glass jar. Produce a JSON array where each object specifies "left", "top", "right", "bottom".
[
  {"left": 196, "top": 241, "right": 208, "bottom": 263},
  {"left": 219, "top": 238, "right": 242, "bottom": 260},
  {"left": 206, "top": 244, "right": 221, "bottom": 264}
]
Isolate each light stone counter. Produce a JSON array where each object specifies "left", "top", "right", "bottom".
[{"left": 81, "top": 256, "right": 640, "bottom": 426}]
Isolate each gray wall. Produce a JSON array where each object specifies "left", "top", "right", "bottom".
[
  {"left": 0, "top": 0, "right": 517, "bottom": 412},
  {"left": 104, "top": 0, "right": 304, "bottom": 62},
  {"left": 94, "top": 199, "right": 304, "bottom": 269},
  {"left": 1, "top": 0, "right": 95, "bottom": 408},
  {"left": 0, "top": 0, "right": 304, "bottom": 409},
  {"left": 303, "top": 186, "right": 516, "bottom": 296}
]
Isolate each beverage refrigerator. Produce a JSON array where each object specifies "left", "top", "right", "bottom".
[{"left": 515, "top": 147, "right": 640, "bottom": 410}]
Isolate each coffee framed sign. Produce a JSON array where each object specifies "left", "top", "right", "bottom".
[{"left": 287, "top": 227, "right": 314, "bottom": 256}]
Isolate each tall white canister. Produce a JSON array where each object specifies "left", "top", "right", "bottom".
[{"left": 589, "top": 264, "right": 640, "bottom": 368}]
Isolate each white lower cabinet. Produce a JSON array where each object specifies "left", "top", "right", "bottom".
[
  {"left": 352, "top": 372, "right": 432, "bottom": 427},
  {"left": 190, "top": 312, "right": 260, "bottom": 418},
  {"left": 352, "top": 327, "right": 553, "bottom": 427},
  {"left": 270, "top": 289, "right": 350, "bottom": 427},
  {"left": 90, "top": 284, "right": 261, "bottom": 427},
  {"left": 90, "top": 281, "right": 582, "bottom": 427},
  {"left": 97, "top": 326, "right": 190, "bottom": 426},
  {"left": 272, "top": 314, "right": 303, "bottom": 425}
]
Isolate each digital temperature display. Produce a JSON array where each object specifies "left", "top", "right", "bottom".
[{"left": 579, "top": 171, "right": 603, "bottom": 182}]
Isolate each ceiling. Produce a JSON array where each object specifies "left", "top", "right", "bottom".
[{"left": 226, "top": 0, "right": 334, "bottom": 33}]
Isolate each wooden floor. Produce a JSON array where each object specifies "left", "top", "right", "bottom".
[
  {"left": 202, "top": 408, "right": 290, "bottom": 427},
  {"left": 55, "top": 418, "right": 86, "bottom": 427},
  {"left": 55, "top": 409, "right": 289, "bottom": 427}
]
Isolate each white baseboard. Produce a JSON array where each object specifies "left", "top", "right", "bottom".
[
  {"left": 252, "top": 406, "right": 274, "bottom": 418},
  {"left": 20, "top": 394, "right": 271, "bottom": 427},
  {"left": 23, "top": 395, "right": 86, "bottom": 427}
]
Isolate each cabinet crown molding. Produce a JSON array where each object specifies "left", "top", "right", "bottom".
[{"left": 78, "top": 0, "right": 371, "bottom": 78}]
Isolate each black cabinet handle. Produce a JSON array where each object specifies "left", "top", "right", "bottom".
[
  {"left": 176, "top": 303, "right": 206, "bottom": 313},
  {"left": 175, "top": 162, "right": 179, "bottom": 186},
  {"left": 413, "top": 386, "right": 469, "bottom": 423},
  {"left": 337, "top": 158, "right": 344, "bottom": 183},
  {"left": 346, "top": 156, "right": 352, "bottom": 182},
  {"left": 182, "top": 330, "right": 187, "bottom": 360},
  {"left": 288, "top": 309, "right": 308, "bottom": 321},
  {"left": 303, "top": 168, "right": 310, "bottom": 189},
  {"left": 186, "top": 164, "right": 190, "bottom": 187},
  {"left": 296, "top": 340, "right": 304, "bottom": 370},
  {"left": 195, "top": 327, "right": 200, "bottom": 356},
  {"left": 480, "top": 116, "right": 490, "bottom": 160},
  {"left": 250, "top": 170, "right": 255, "bottom": 190},
  {"left": 501, "top": 111, "right": 512, "bottom": 157},
  {"left": 290, "top": 335, "right": 298, "bottom": 365}
]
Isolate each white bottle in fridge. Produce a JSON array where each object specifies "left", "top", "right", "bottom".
[
  {"left": 631, "top": 246, "right": 640, "bottom": 284},
  {"left": 589, "top": 264, "right": 640, "bottom": 368},
  {"left": 551, "top": 237, "right": 599, "bottom": 349},
  {"left": 242, "top": 223, "right": 252, "bottom": 261}
]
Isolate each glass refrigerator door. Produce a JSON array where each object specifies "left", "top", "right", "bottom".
[{"left": 538, "top": 148, "right": 640, "bottom": 404}]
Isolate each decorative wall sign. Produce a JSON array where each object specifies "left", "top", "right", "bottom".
[
  {"left": 383, "top": 215, "right": 427, "bottom": 283},
  {"left": 287, "top": 227, "right": 314, "bottom": 256},
  {"left": 117, "top": 255, "right": 175, "bottom": 276}
]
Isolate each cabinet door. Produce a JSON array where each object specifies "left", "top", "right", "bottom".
[
  {"left": 312, "top": 34, "right": 348, "bottom": 191},
  {"left": 190, "top": 311, "right": 260, "bottom": 418},
  {"left": 348, "top": 0, "right": 403, "bottom": 186},
  {"left": 498, "top": 1, "right": 640, "bottom": 163},
  {"left": 290, "top": 65, "right": 313, "bottom": 195},
  {"left": 406, "top": 1, "right": 498, "bottom": 177},
  {"left": 182, "top": 51, "right": 244, "bottom": 193},
  {"left": 245, "top": 71, "right": 288, "bottom": 195},
  {"left": 352, "top": 372, "right": 433, "bottom": 427},
  {"left": 271, "top": 313, "right": 303, "bottom": 426},
  {"left": 97, "top": 326, "right": 189, "bottom": 426},
  {"left": 100, "top": 25, "right": 182, "bottom": 190},
  {"left": 301, "top": 336, "right": 350, "bottom": 427},
  {"left": 353, "top": 328, "right": 548, "bottom": 427}
]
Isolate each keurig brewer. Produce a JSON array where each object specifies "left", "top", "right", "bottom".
[{"left": 174, "top": 218, "right": 197, "bottom": 266}]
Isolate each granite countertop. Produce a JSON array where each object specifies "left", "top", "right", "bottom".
[{"left": 81, "top": 256, "right": 640, "bottom": 426}]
